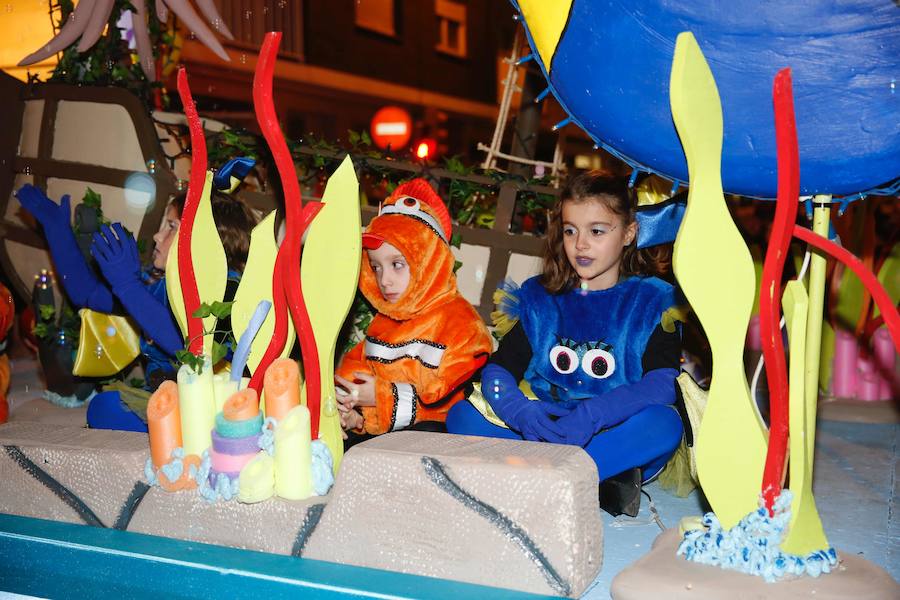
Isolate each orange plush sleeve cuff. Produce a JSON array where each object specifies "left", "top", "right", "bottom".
[{"left": 362, "top": 377, "right": 404, "bottom": 435}]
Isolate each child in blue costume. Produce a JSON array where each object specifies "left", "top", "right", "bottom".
[
  {"left": 15, "top": 183, "right": 257, "bottom": 429},
  {"left": 446, "top": 172, "right": 685, "bottom": 515}
]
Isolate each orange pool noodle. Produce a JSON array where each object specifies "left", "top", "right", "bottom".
[
  {"left": 223, "top": 388, "right": 260, "bottom": 421},
  {"left": 263, "top": 358, "right": 301, "bottom": 421},
  {"left": 147, "top": 381, "right": 182, "bottom": 469}
]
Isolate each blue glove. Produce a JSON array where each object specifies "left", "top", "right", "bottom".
[
  {"left": 555, "top": 368, "right": 679, "bottom": 447},
  {"left": 482, "top": 363, "right": 569, "bottom": 443},
  {"left": 91, "top": 223, "right": 183, "bottom": 356},
  {"left": 15, "top": 184, "right": 114, "bottom": 311}
]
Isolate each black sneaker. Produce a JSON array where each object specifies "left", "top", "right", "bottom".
[{"left": 599, "top": 467, "right": 642, "bottom": 517}]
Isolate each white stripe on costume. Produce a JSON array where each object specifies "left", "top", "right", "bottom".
[
  {"left": 365, "top": 337, "right": 446, "bottom": 369},
  {"left": 391, "top": 383, "right": 417, "bottom": 431}
]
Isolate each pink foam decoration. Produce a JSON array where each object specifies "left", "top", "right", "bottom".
[
  {"left": 209, "top": 446, "right": 256, "bottom": 474},
  {"left": 857, "top": 371, "right": 882, "bottom": 402},
  {"left": 832, "top": 329, "right": 858, "bottom": 398},
  {"left": 873, "top": 327, "right": 897, "bottom": 400}
]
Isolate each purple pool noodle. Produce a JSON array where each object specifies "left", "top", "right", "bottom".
[{"left": 211, "top": 429, "right": 261, "bottom": 455}]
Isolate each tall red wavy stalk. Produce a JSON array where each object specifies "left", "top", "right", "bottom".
[
  {"left": 759, "top": 68, "right": 800, "bottom": 512},
  {"left": 252, "top": 32, "right": 324, "bottom": 438},
  {"left": 175, "top": 68, "right": 206, "bottom": 356}
]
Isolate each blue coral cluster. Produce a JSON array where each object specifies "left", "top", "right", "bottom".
[
  {"left": 257, "top": 416, "right": 278, "bottom": 455},
  {"left": 311, "top": 440, "right": 335, "bottom": 496},
  {"left": 678, "top": 491, "right": 838, "bottom": 582},
  {"left": 144, "top": 446, "right": 198, "bottom": 487},
  {"left": 197, "top": 450, "right": 240, "bottom": 502}
]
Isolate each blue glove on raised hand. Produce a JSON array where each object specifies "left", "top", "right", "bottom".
[
  {"left": 92, "top": 223, "right": 142, "bottom": 291},
  {"left": 15, "top": 183, "right": 71, "bottom": 233},
  {"left": 15, "top": 184, "right": 114, "bottom": 312},
  {"left": 91, "top": 223, "right": 183, "bottom": 356},
  {"left": 482, "top": 363, "right": 569, "bottom": 443},
  {"left": 555, "top": 368, "right": 679, "bottom": 447}
]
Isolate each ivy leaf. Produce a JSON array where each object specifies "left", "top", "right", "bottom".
[
  {"left": 38, "top": 304, "right": 56, "bottom": 321},
  {"left": 444, "top": 155, "right": 467, "bottom": 175},
  {"left": 453, "top": 260, "right": 463, "bottom": 273},
  {"left": 209, "top": 301, "right": 233, "bottom": 320},
  {"left": 210, "top": 341, "right": 227, "bottom": 366},
  {"left": 82, "top": 187, "right": 102, "bottom": 209},
  {"left": 361, "top": 130, "right": 373, "bottom": 147},
  {"left": 449, "top": 231, "right": 462, "bottom": 248},
  {"left": 176, "top": 349, "right": 204, "bottom": 375},
  {"left": 33, "top": 323, "right": 49, "bottom": 339},
  {"left": 348, "top": 130, "right": 360, "bottom": 146},
  {"left": 192, "top": 303, "right": 213, "bottom": 319}
]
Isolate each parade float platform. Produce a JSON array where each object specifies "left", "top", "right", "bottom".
[{"left": 1, "top": 355, "right": 897, "bottom": 598}]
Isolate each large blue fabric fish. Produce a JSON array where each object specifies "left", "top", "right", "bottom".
[{"left": 511, "top": 0, "right": 900, "bottom": 198}]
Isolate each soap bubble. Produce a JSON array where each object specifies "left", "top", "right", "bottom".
[{"left": 124, "top": 171, "right": 156, "bottom": 213}]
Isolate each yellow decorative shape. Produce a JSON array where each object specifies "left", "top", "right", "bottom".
[
  {"left": 669, "top": 31, "right": 767, "bottom": 530},
  {"left": 72, "top": 309, "right": 141, "bottom": 377},
  {"left": 874, "top": 242, "right": 900, "bottom": 319},
  {"left": 780, "top": 280, "right": 829, "bottom": 555},
  {"left": 165, "top": 171, "right": 228, "bottom": 356},
  {"left": 516, "top": 0, "right": 574, "bottom": 69},
  {"left": 299, "top": 156, "right": 361, "bottom": 474},
  {"left": 231, "top": 210, "right": 296, "bottom": 377}
]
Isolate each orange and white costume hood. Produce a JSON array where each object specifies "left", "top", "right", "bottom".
[{"left": 337, "top": 179, "right": 492, "bottom": 434}]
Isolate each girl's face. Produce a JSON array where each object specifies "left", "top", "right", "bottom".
[
  {"left": 367, "top": 241, "right": 410, "bottom": 303},
  {"left": 152, "top": 205, "right": 181, "bottom": 270},
  {"left": 561, "top": 198, "right": 636, "bottom": 291}
]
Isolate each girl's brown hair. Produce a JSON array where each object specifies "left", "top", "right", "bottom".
[
  {"left": 540, "top": 171, "right": 671, "bottom": 294},
  {"left": 170, "top": 191, "right": 259, "bottom": 273}
]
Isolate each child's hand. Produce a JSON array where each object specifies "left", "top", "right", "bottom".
[
  {"left": 334, "top": 372, "right": 377, "bottom": 408},
  {"left": 339, "top": 408, "right": 364, "bottom": 439}
]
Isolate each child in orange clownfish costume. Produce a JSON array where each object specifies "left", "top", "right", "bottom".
[{"left": 334, "top": 179, "right": 492, "bottom": 435}]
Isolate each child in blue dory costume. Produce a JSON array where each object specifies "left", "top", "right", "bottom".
[{"left": 447, "top": 172, "right": 688, "bottom": 516}]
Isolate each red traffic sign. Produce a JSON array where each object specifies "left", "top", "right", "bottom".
[{"left": 370, "top": 106, "right": 413, "bottom": 150}]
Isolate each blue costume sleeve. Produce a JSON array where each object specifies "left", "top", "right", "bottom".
[
  {"left": 482, "top": 363, "right": 569, "bottom": 442},
  {"left": 91, "top": 223, "right": 183, "bottom": 356},
  {"left": 15, "top": 184, "right": 114, "bottom": 312}
]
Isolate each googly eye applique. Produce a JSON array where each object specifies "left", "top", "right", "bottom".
[
  {"left": 380, "top": 196, "right": 421, "bottom": 215},
  {"left": 548, "top": 337, "right": 616, "bottom": 378},
  {"left": 377, "top": 196, "right": 448, "bottom": 241},
  {"left": 581, "top": 347, "right": 615, "bottom": 379},
  {"left": 549, "top": 345, "right": 578, "bottom": 374}
]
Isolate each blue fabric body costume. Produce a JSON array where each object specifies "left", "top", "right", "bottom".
[{"left": 446, "top": 275, "right": 684, "bottom": 481}]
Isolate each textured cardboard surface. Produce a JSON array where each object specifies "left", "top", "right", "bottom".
[
  {"left": 0, "top": 422, "right": 319, "bottom": 554},
  {"left": 303, "top": 432, "right": 603, "bottom": 598}
]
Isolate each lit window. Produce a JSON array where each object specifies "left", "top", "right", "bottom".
[
  {"left": 355, "top": 0, "right": 397, "bottom": 37},
  {"left": 435, "top": 0, "right": 466, "bottom": 58}
]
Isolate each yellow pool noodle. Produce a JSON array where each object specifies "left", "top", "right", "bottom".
[{"left": 274, "top": 404, "right": 314, "bottom": 500}]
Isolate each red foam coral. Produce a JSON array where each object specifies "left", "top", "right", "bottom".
[{"left": 175, "top": 68, "right": 206, "bottom": 356}]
